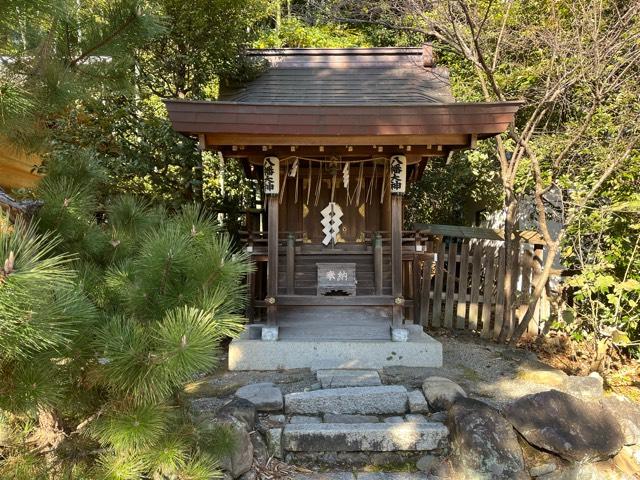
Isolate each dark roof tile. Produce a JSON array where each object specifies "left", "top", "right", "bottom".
[{"left": 219, "top": 47, "right": 454, "bottom": 105}]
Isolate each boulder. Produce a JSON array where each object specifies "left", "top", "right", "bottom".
[
  {"left": 189, "top": 396, "right": 227, "bottom": 416},
  {"left": 517, "top": 360, "right": 568, "bottom": 387},
  {"left": 564, "top": 373, "right": 603, "bottom": 399},
  {"left": 448, "top": 397, "right": 527, "bottom": 480},
  {"left": 218, "top": 397, "right": 257, "bottom": 429},
  {"left": 603, "top": 394, "right": 640, "bottom": 445},
  {"left": 505, "top": 389, "right": 624, "bottom": 463},
  {"left": 216, "top": 415, "right": 254, "bottom": 478},
  {"left": 235, "top": 382, "right": 283, "bottom": 412},
  {"left": 422, "top": 376, "right": 466, "bottom": 411}
]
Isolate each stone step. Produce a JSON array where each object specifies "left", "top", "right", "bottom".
[
  {"left": 293, "top": 474, "right": 431, "bottom": 480},
  {"left": 283, "top": 422, "right": 448, "bottom": 452},
  {"left": 285, "top": 386, "right": 408, "bottom": 415},
  {"left": 316, "top": 369, "right": 382, "bottom": 388}
]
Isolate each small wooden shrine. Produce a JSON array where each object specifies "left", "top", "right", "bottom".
[{"left": 165, "top": 46, "right": 519, "bottom": 355}]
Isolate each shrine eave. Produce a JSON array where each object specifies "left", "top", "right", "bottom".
[{"left": 163, "top": 100, "right": 522, "bottom": 150}]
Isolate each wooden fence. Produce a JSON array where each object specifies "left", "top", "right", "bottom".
[{"left": 405, "top": 224, "right": 552, "bottom": 339}]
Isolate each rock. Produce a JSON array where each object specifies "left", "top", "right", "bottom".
[
  {"left": 189, "top": 396, "right": 227, "bottom": 416},
  {"left": 407, "top": 390, "right": 430, "bottom": 413},
  {"left": 218, "top": 397, "right": 257, "bottom": 429},
  {"left": 316, "top": 369, "right": 381, "bottom": 388},
  {"left": 284, "top": 385, "right": 408, "bottom": 415},
  {"left": 250, "top": 431, "right": 268, "bottom": 463},
  {"left": 429, "top": 411, "right": 447, "bottom": 422},
  {"left": 216, "top": 415, "right": 254, "bottom": 478},
  {"left": 416, "top": 453, "right": 437, "bottom": 472},
  {"left": 422, "top": 376, "right": 467, "bottom": 411},
  {"left": 291, "top": 474, "right": 355, "bottom": 480},
  {"left": 536, "top": 461, "right": 629, "bottom": 480},
  {"left": 517, "top": 360, "right": 568, "bottom": 387},
  {"left": 405, "top": 414, "right": 429, "bottom": 424},
  {"left": 238, "top": 471, "right": 257, "bottom": 480},
  {"left": 235, "top": 383, "right": 283, "bottom": 412},
  {"left": 369, "top": 452, "right": 407, "bottom": 465},
  {"left": 603, "top": 394, "right": 640, "bottom": 445},
  {"left": 323, "top": 414, "right": 380, "bottom": 424},
  {"left": 529, "top": 463, "right": 557, "bottom": 477},
  {"left": 505, "top": 389, "right": 624, "bottom": 463},
  {"left": 448, "top": 397, "right": 527, "bottom": 480},
  {"left": 383, "top": 416, "right": 405, "bottom": 424},
  {"left": 267, "top": 427, "right": 283, "bottom": 459},
  {"left": 358, "top": 474, "right": 434, "bottom": 479},
  {"left": 564, "top": 373, "right": 603, "bottom": 398},
  {"left": 265, "top": 414, "right": 286, "bottom": 426},
  {"left": 282, "top": 422, "right": 448, "bottom": 452},
  {"left": 289, "top": 415, "right": 322, "bottom": 424}
]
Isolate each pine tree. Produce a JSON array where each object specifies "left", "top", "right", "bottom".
[{"left": 0, "top": 149, "right": 253, "bottom": 479}]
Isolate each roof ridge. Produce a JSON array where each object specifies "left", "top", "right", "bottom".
[{"left": 246, "top": 47, "right": 425, "bottom": 56}]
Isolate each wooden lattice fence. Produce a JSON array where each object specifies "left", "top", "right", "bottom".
[{"left": 405, "top": 225, "right": 552, "bottom": 338}]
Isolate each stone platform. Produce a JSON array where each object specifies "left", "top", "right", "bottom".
[{"left": 228, "top": 324, "right": 442, "bottom": 371}]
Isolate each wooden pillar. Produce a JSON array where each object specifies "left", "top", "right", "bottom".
[
  {"left": 391, "top": 195, "right": 403, "bottom": 326},
  {"left": 286, "top": 232, "right": 295, "bottom": 294},
  {"left": 266, "top": 195, "right": 279, "bottom": 325},
  {"left": 374, "top": 232, "right": 383, "bottom": 295}
]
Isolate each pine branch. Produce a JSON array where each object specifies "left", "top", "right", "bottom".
[{"left": 68, "top": 11, "right": 139, "bottom": 68}]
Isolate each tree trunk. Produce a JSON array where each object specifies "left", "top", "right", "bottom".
[
  {"left": 509, "top": 241, "right": 559, "bottom": 344},
  {"left": 497, "top": 190, "right": 518, "bottom": 342}
]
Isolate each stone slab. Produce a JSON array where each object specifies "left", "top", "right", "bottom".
[
  {"left": 283, "top": 422, "right": 449, "bottom": 452},
  {"left": 358, "top": 474, "right": 435, "bottom": 480},
  {"left": 290, "top": 415, "right": 323, "bottom": 424},
  {"left": 267, "top": 427, "right": 283, "bottom": 459},
  {"left": 292, "top": 474, "right": 355, "bottom": 480},
  {"left": 407, "top": 390, "right": 430, "bottom": 413},
  {"left": 235, "top": 382, "right": 283, "bottom": 411},
  {"left": 316, "top": 369, "right": 381, "bottom": 388},
  {"left": 229, "top": 325, "right": 442, "bottom": 370},
  {"left": 383, "top": 416, "right": 405, "bottom": 424},
  {"left": 285, "top": 386, "right": 408, "bottom": 415},
  {"left": 323, "top": 414, "right": 381, "bottom": 424},
  {"left": 405, "top": 414, "right": 429, "bottom": 424}
]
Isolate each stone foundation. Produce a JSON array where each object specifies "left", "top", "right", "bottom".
[{"left": 228, "top": 324, "right": 442, "bottom": 371}]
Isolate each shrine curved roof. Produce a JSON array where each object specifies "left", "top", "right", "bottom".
[
  {"left": 164, "top": 46, "right": 522, "bottom": 152},
  {"left": 218, "top": 47, "right": 454, "bottom": 105}
]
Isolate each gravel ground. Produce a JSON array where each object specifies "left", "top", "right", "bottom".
[{"left": 186, "top": 332, "right": 566, "bottom": 411}]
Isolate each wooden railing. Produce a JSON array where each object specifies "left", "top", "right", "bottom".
[
  {"left": 240, "top": 226, "right": 553, "bottom": 336},
  {"left": 406, "top": 224, "right": 552, "bottom": 338}
]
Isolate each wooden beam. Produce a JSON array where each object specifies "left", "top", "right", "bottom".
[
  {"left": 276, "top": 295, "right": 397, "bottom": 306},
  {"left": 207, "top": 133, "right": 470, "bottom": 148},
  {"left": 220, "top": 145, "right": 447, "bottom": 160}
]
